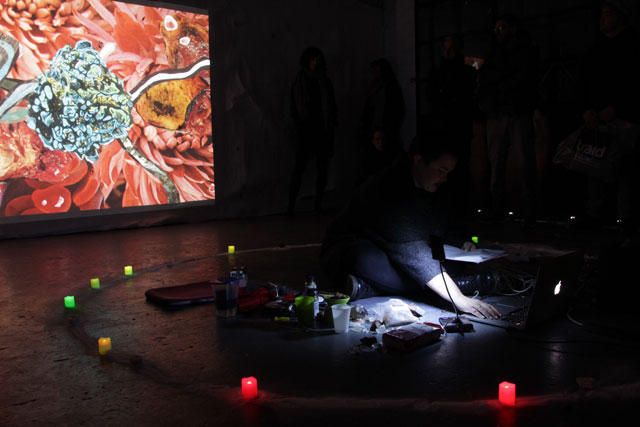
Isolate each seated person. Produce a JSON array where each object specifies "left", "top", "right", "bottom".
[{"left": 321, "top": 133, "right": 500, "bottom": 319}]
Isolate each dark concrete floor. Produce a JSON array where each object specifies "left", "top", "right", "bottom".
[{"left": 1, "top": 213, "right": 640, "bottom": 426}]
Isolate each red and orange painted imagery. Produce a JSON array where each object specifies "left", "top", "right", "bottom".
[{"left": 0, "top": 0, "right": 213, "bottom": 217}]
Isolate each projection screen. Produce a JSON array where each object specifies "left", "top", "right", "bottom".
[{"left": 0, "top": 0, "right": 212, "bottom": 224}]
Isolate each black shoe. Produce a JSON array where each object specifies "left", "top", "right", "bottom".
[{"left": 345, "top": 275, "right": 380, "bottom": 301}]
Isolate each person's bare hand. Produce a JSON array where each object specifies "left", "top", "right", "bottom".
[
  {"left": 461, "top": 241, "right": 477, "bottom": 251},
  {"left": 456, "top": 296, "right": 500, "bottom": 319}
]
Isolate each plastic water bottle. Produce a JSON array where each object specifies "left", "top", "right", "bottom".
[{"left": 305, "top": 274, "right": 319, "bottom": 318}]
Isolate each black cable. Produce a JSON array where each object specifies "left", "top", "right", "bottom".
[
  {"left": 565, "top": 307, "right": 640, "bottom": 344},
  {"left": 506, "top": 328, "right": 640, "bottom": 350},
  {"left": 439, "top": 260, "right": 460, "bottom": 320},
  {"left": 439, "top": 260, "right": 470, "bottom": 335}
]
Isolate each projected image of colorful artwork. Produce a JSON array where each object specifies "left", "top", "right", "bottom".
[{"left": 0, "top": 0, "right": 212, "bottom": 217}]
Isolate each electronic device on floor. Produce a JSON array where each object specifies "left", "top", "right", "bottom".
[
  {"left": 439, "top": 316, "right": 474, "bottom": 333},
  {"left": 467, "top": 251, "right": 582, "bottom": 330}
]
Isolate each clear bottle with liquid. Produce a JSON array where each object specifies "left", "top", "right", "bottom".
[{"left": 305, "top": 274, "right": 319, "bottom": 318}]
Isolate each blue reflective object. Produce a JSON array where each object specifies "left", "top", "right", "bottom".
[{"left": 27, "top": 41, "right": 133, "bottom": 162}]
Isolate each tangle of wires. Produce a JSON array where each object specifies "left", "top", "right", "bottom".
[{"left": 491, "top": 260, "right": 537, "bottom": 296}]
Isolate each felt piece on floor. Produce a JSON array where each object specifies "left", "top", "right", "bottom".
[
  {"left": 145, "top": 281, "right": 216, "bottom": 307},
  {"left": 145, "top": 280, "right": 276, "bottom": 310},
  {"left": 237, "top": 287, "right": 273, "bottom": 312}
]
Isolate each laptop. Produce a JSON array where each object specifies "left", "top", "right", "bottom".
[{"left": 466, "top": 251, "right": 582, "bottom": 330}]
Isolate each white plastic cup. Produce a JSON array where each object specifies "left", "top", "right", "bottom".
[{"left": 331, "top": 304, "right": 351, "bottom": 333}]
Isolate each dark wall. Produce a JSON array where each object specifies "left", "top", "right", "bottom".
[{"left": 210, "top": 0, "right": 385, "bottom": 218}]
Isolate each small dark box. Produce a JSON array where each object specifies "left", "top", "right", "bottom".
[{"left": 429, "top": 235, "right": 446, "bottom": 261}]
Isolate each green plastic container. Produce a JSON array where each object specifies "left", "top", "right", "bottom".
[
  {"left": 323, "top": 297, "right": 350, "bottom": 327},
  {"left": 295, "top": 296, "right": 315, "bottom": 326}
]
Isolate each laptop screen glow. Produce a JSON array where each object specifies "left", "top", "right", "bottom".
[{"left": 554, "top": 281, "right": 562, "bottom": 295}]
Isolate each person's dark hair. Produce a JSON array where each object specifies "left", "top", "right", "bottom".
[
  {"left": 299, "top": 46, "right": 326, "bottom": 72},
  {"left": 408, "top": 131, "right": 459, "bottom": 163}
]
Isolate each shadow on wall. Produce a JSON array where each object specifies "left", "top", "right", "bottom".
[{"left": 212, "top": 0, "right": 386, "bottom": 218}]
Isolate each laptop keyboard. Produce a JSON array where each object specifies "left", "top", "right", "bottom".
[{"left": 501, "top": 305, "right": 530, "bottom": 324}]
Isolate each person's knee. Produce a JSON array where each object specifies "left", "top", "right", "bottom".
[{"left": 349, "top": 245, "right": 388, "bottom": 275}]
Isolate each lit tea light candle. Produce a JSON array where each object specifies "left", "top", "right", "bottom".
[
  {"left": 64, "top": 296, "right": 75, "bottom": 309},
  {"left": 228, "top": 245, "right": 235, "bottom": 254},
  {"left": 98, "top": 337, "right": 112, "bottom": 355},
  {"left": 241, "top": 376, "right": 258, "bottom": 399},
  {"left": 90, "top": 278, "right": 100, "bottom": 289},
  {"left": 124, "top": 266, "right": 133, "bottom": 275},
  {"left": 499, "top": 381, "right": 516, "bottom": 406}
]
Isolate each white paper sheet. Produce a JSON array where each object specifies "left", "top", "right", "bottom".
[{"left": 443, "top": 245, "right": 507, "bottom": 263}]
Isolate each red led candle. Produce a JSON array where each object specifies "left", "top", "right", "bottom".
[
  {"left": 499, "top": 381, "right": 516, "bottom": 406},
  {"left": 242, "top": 377, "right": 258, "bottom": 399}
]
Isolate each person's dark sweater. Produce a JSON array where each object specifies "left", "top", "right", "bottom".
[
  {"left": 322, "top": 155, "right": 466, "bottom": 287},
  {"left": 290, "top": 68, "right": 337, "bottom": 155},
  {"left": 581, "top": 28, "right": 640, "bottom": 124},
  {"left": 478, "top": 30, "right": 539, "bottom": 118}
]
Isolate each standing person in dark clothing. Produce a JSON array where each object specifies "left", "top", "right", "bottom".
[
  {"left": 580, "top": 1, "right": 640, "bottom": 233},
  {"left": 478, "top": 15, "right": 539, "bottom": 222},
  {"left": 288, "top": 46, "right": 338, "bottom": 216},
  {"left": 321, "top": 134, "right": 500, "bottom": 319},
  {"left": 358, "top": 58, "right": 405, "bottom": 182},
  {"left": 425, "top": 35, "right": 477, "bottom": 217}
]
